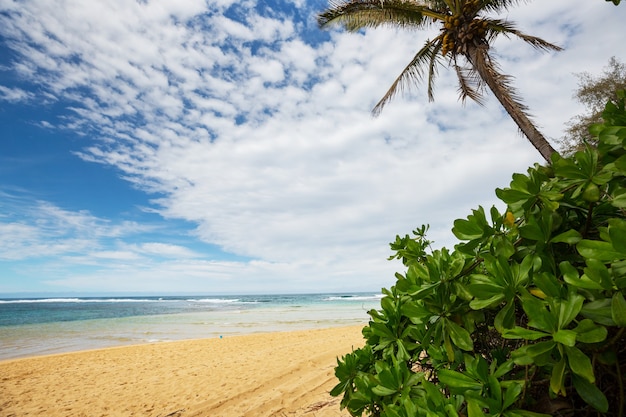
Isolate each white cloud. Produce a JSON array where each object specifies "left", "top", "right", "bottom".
[
  {"left": 0, "top": 0, "right": 625, "bottom": 293},
  {"left": 0, "top": 85, "right": 33, "bottom": 102}
]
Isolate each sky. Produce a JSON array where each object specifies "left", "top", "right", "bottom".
[{"left": 0, "top": 0, "right": 625, "bottom": 296}]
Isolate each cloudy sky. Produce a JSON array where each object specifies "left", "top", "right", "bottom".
[{"left": 0, "top": 0, "right": 624, "bottom": 296}]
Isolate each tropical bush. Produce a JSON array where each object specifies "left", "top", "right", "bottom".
[{"left": 331, "top": 91, "right": 626, "bottom": 417}]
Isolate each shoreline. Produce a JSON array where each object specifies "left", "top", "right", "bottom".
[
  {"left": 0, "top": 294, "right": 379, "bottom": 361},
  {"left": 0, "top": 325, "right": 365, "bottom": 416}
]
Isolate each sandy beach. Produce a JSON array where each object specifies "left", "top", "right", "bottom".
[{"left": 0, "top": 325, "right": 364, "bottom": 417}]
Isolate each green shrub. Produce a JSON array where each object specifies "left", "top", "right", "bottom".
[{"left": 332, "top": 91, "right": 626, "bottom": 416}]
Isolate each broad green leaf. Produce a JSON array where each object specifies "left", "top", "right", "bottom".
[
  {"left": 370, "top": 321, "right": 396, "bottom": 339},
  {"left": 550, "top": 229, "right": 582, "bottom": 244},
  {"left": 438, "top": 369, "right": 482, "bottom": 391},
  {"left": 565, "top": 345, "right": 595, "bottom": 383},
  {"left": 573, "top": 319, "right": 608, "bottom": 343},
  {"left": 467, "top": 399, "right": 486, "bottom": 417},
  {"left": 522, "top": 295, "right": 556, "bottom": 333},
  {"left": 493, "top": 360, "right": 515, "bottom": 379},
  {"left": 488, "top": 375, "right": 503, "bottom": 412},
  {"left": 611, "top": 292, "right": 626, "bottom": 326},
  {"left": 533, "top": 272, "right": 563, "bottom": 298},
  {"left": 608, "top": 219, "right": 626, "bottom": 253},
  {"left": 611, "top": 192, "right": 626, "bottom": 208},
  {"left": 519, "top": 219, "right": 546, "bottom": 242},
  {"left": 495, "top": 234, "right": 516, "bottom": 258},
  {"left": 494, "top": 301, "right": 515, "bottom": 332},
  {"left": 558, "top": 293, "right": 584, "bottom": 329},
  {"left": 453, "top": 219, "right": 484, "bottom": 240},
  {"left": 446, "top": 319, "right": 474, "bottom": 351},
  {"left": 581, "top": 298, "right": 617, "bottom": 326},
  {"left": 396, "top": 339, "right": 410, "bottom": 361},
  {"left": 583, "top": 259, "right": 613, "bottom": 290},
  {"left": 372, "top": 385, "right": 397, "bottom": 396},
  {"left": 503, "top": 327, "right": 548, "bottom": 340},
  {"left": 525, "top": 340, "right": 556, "bottom": 359},
  {"left": 577, "top": 240, "right": 624, "bottom": 261},
  {"left": 550, "top": 357, "right": 566, "bottom": 395},
  {"left": 496, "top": 188, "right": 531, "bottom": 205},
  {"left": 553, "top": 329, "right": 577, "bottom": 346},
  {"left": 572, "top": 374, "right": 609, "bottom": 413},
  {"left": 502, "top": 381, "right": 524, "bottom": 410},
  {"left": 561, "top": 261, "right": 604, "bottom": 290},
  {"left": 470, "top": 294, "right": 505, "bottom": 310}
]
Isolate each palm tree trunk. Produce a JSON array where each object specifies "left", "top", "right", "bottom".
[{"left": 466, "top": 46, "right": 558, "bottom": 163}]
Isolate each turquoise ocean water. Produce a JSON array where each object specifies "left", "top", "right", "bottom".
[{"left": 0, "top": 293, "right": 381, "bottom": 360}]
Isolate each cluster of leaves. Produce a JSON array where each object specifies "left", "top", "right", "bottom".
[{"left": 331, "top": 92, "right": 626, "bottom": 417}]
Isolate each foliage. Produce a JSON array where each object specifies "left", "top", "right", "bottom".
[
  {"left": 331, "top": 92, "right": 626, "bottom": 416},
  {"left": 561, "top": 57, "right": 626, "bottom": 154}
]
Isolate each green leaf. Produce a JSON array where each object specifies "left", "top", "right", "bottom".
[
  {"left": 611, "top": 292, "right": 626, "bottom": 327},
  {"left": 550, "top": 229, "right": 582, "bottom": 244},
  {"left": 493, "top": 360, "right": 515, "bottom": 379},
  {"left": 558, "top": 293, "right": 584, "bottom": 329},
  {"left": 572, "top": 374, "right": 609, "bottom": 413},
  {"left": 525, "top": 340, "right": 556, "bottom": 359},
  {"left": 533, "top": 272, "right": 563, "bottom": 299},
  {"left": 611, "top": 192, "right": 626, "bottom": 208},
  {"left": 446, "top": 319, "right": 474, "bottom": 351},
  {"left": 453, "top": 208, "right": 491, "bottom": 241},
  {"left": 577, "top": 240, "right": 624, "bottom": 261},
  {"left": 550, "top": 357, "right": 566, "bottom": 395},
  {"left": 561, "top": 261, "right": 604, "bottom": 290},
  {"left": 553, "top": 329, "right": 577, "bottom": 346},
  {"left": 438, "top": 369, "right": 482, "bottom": 392},
  {"left": 470, "top": 293, "right": 505, "bottom": 310},
  {"left": 573, "top": 319, "right": 608, "bottom": 343},
  {"left": 583, "top": 259, "right": 613, "bottom": 290},
  {"left": 372, "top": 385, "right": 397, "bottom": 396},
  {"left": 502, "top": 381, "right": 524, "bottom": 410},
  {"left": 565, "top": 345, "right": 595, "bottom": 383},
  {"left": 519, "top": 216, "right": 547, "bottom": 242},
  {"left": 503, "top": 327, "right": 548, "bottom": 340},
  {"left": 494, "top": 301, "right": 515, "bottom": 332},
  {"left": 609, "top": 219, "right": 626, "bottom": 253},
  {"left": 467, "top": 398, "right": 487, "bottom": 417},
  {"left": 581, "top": 298, "right": 617, "bottom": 326},
  {"left": 522, "top": 295, "right": 556, "bottom": 333}
]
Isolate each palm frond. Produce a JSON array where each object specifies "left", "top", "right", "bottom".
[
  {"left": 372, "top": 38, "right": 443, "bottom": 116},
  {"left": 318, "top": 0, "right": 438, "bottom": 31},
  {"left": 454, "top": 59, "right": 486, "bottom": 104},
  {"left": 426, "top": 40, "right": 444, "bottom": 101},
  {"left": 479, "top": 0, "right": 529, "bottom": 14},
  {"left": 486, "top": 19, "right": 563, "bottom": 52}
]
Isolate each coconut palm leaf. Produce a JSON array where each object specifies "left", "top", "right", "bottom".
[
  {"left": 318, "top": 0, "right": 561, "bottom": 161},
  {"left": 373, "top": 38, "right": 444, "bottom": 115}
]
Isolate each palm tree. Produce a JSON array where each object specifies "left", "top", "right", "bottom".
[{"left": 318, "top": 0, "right": 562, "bottom": 162}]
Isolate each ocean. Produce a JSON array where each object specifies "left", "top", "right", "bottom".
[{"left": 0, "top": 293, "right": 381, "bottom": 360}]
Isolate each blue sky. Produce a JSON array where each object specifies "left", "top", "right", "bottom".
[{"left": 1, "top": 0, "right": 625, "bottom": 295}]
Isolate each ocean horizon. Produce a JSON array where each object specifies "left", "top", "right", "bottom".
[{"left": 0, "top": 293, "right": 381, "bottom": 361}]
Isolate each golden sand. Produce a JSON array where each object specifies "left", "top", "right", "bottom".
[{"left": 0, "top": 326, "right": 364, "bottom": 417}]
